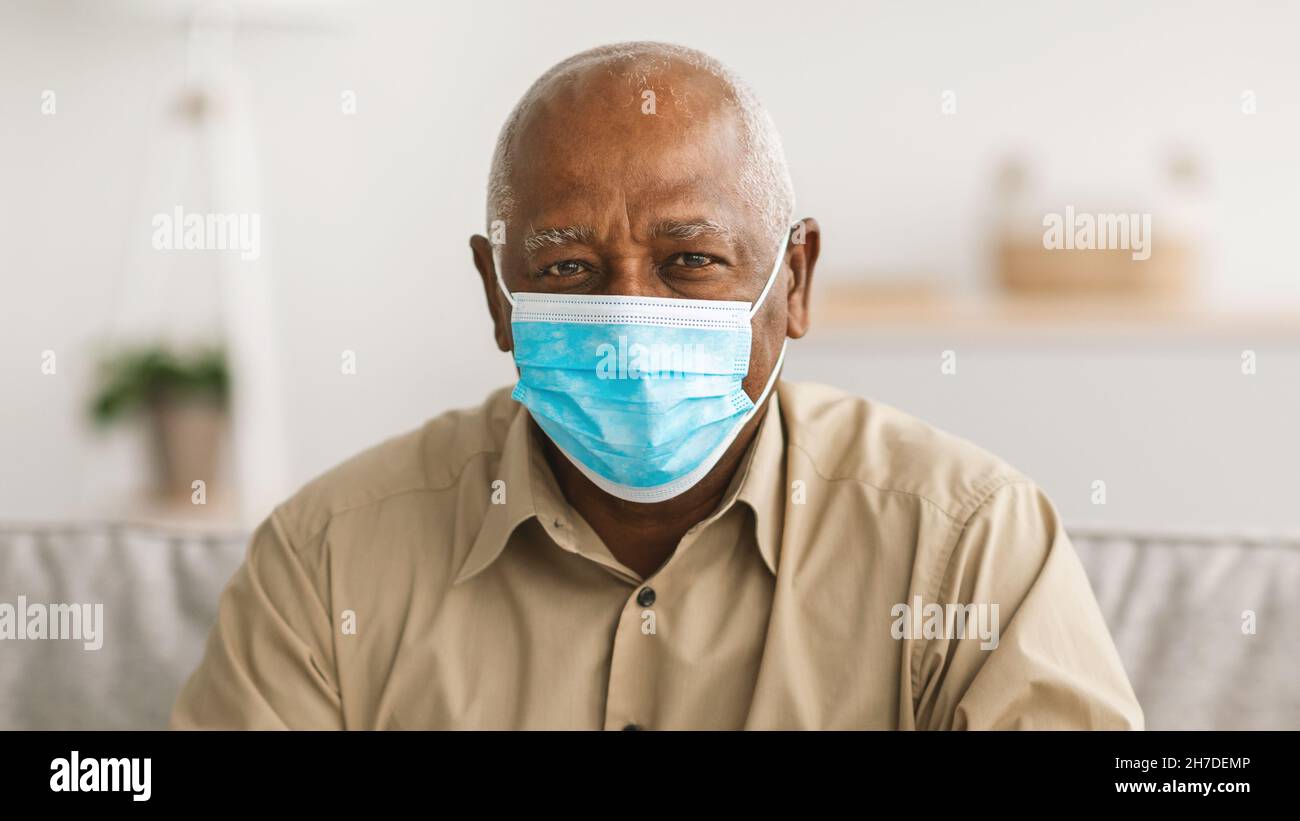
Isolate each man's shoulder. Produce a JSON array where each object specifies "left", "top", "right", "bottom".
[
  {"left": 778, "top": 380, "right": 1028, "bottom": 524},
  {"left": 272, "top": 386, "right": 518, "bottom": 544}
]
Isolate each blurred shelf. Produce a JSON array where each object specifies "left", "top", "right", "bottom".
[
  {"left": 815, "top": 284, "right": 1300, "bottom": 340},
  {"left": 73, "top": 493, "right": 243, "bottom": 532}
]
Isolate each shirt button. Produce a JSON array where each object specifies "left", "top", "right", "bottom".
[
  {"left": 636, "top": 587, "right": 656, "bottom": 607},
  {"left": 622, "top": 723, "right": 642, "bottom": 731}
]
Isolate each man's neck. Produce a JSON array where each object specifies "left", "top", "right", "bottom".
[{"left": 537, "top": 403, "right": 770, "bottom": 580}]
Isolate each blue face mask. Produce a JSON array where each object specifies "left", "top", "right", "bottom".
[{"left": 494, "top": 231, "right": 789, "bottom": 503}]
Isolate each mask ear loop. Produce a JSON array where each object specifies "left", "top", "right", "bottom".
[
  {"left": 490, "top": 243, "right": 517, "bottom": 307},
  {"left": 746, "top": 221, "right": 798, "bottom": 414},
  {"left": 747, "top": 222, "right": 798, "bottom": 320}
]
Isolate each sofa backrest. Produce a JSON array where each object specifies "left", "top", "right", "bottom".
[
  {"left": 2, "top": 522, "right": 1297, "bottom": 729},
  {"left": 0, "top": 523, "right": 246, "bottom": 730},
  {"left": 1069, "top": 526, "right": 1300, "bottom": 730}
]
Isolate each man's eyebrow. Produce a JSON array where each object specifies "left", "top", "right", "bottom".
[
  {"left": 651, "top": 219, "right": 732, "bottom": 241},
  {"left": 522, "top": 225, "right": 599, "bottom": 255}
]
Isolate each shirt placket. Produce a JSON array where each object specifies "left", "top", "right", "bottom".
[
  {"left": 601, "top": 519, "right": 722, "bottom": 731},
  {"left": 601, "top": 576, "right": 662, "bottom": 730}
]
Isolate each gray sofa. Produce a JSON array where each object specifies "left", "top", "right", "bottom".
[{"left": 1, "top": 522, "right": 1296, "bottom": 729}]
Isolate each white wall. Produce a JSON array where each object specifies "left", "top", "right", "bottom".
[
  {"left": 2, "top": 0, "right": 1298, "bottom": 528},
  {"left": 791, "top": 331, "right": 1300, "bottom": 533}
]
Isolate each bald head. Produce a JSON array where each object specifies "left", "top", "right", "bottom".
[{"left": 486, "top": 42, "right": 795, "bottom": 248}]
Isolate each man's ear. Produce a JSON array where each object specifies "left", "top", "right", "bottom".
[
  {"left": 470, "top": 234, "right": 513, "bottom": 352},
  {"left": 785, "top": 217, "right": 820, "bottom": 339}
]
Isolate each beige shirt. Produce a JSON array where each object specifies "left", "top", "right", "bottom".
[{"left": 171, "top": 380, "right": 1143, "bottom": 730}]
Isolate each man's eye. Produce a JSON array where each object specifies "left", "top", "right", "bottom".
[
  {"left": 670, "top": 253, "right": 715, "bottom": 269},
  {"left": 537, "top": 260, "right": 589, "bottom": 278}
]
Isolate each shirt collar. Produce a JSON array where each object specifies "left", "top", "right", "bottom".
[
  {"left": 454, "top": 389, "right": 787, "bottom": 584},
  {"left": 453, "top": 404, "right": 537, "bottom": 584}
]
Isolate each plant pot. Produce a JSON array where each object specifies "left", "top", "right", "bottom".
[{"left": 147, "top": 395, "right": 227, "bottom": 505}]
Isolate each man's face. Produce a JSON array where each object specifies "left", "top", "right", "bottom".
[{"left": 472, "top": 61, "right": 816, "bottom": 404}]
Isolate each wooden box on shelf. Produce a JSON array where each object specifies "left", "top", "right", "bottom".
[{"left": 997, "top": 239, "right": 1193, "bottom": 295}]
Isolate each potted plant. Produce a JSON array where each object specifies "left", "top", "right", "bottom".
[{"left": 90, "top": 345, "right": 230, "bottom": 503}]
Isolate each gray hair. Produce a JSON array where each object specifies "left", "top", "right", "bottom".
[{"left": 486, "top": 41, "right": 796, "bottom": 249}]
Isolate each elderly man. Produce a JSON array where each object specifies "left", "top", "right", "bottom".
[{"left": 172, "top": 42, "right": 1142, "bottom": 730}]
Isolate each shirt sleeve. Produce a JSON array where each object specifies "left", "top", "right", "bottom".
[
  {"left": 912, "top": 480, "right": 1144, "bottom": 730},
  {"left": 170, "top": 512, "right": 343, "bottom": 729}
]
